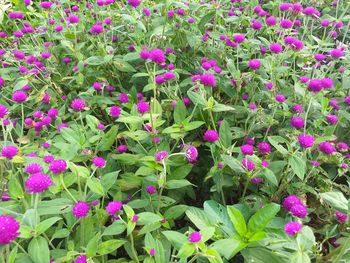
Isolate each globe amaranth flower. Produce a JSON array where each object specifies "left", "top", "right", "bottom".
[
  {"left": 336, "top": 142, "right": 348, "bottom": 152},
  {"left": 0, "top": 104, "right": 9, "bottom": 118},
  {"left": 290, "top": 204, "right": 308, "bottom": 218},
  {"left": 283, "top": 195, "right": 302, "bottom": 211},
  {"left": 75, "top": 255, "right": 87, "bottom": 263},
  {"left": 68, "top": 14, "right": 80, "bottom": 24},
  {"left": 49, "top": 159, "right": 67, "bottom": 174},
  {"left": 149, "top": 49, "right": 165, "bottom": 64},
  {"left": 137, "top": 102, "right": 150, "bottom": 113},
  {"left": 70, "top": 98, "right": 86, "bottom": 111},
  {"left": 284, "top": 222, "right": 302, "bottom": 235},
  {"left": 25, "top": 173, "right": 53, "bottom": 193},
  {"left": 119, "top": 93, "right": 129, "bottom": 103},
  {"left": 251, "top": 177, "right": 264, "bottom": 184},
  {"left": 275, "top": 94, "right": 286, "bottom": 102},
  {"left": 248, "top": 59, "right": 261, "bottom": 70},
  {"left": 269, "top": 43, "right": 283, "bottom": 53},
  {"left": 240, "top": 144, "right": 254, "bottom": 155},
  {"left": 155, "top": 151, "right": 169, "bottom": 161},
  {"left": 329, "top": 48, "right": 344, "bottom": 58},
  {"left": 203, "top": 130, "right": 219, "bottom": 143},
  {"left": 335, "top": 211, "right": 348, "bottom": 224},
  {"left": 345, "top": 96, "right": 350, "bottom": 106},
  {"left": 184, "top": 145, "right": 198, "bottom": 163},
  {"left": 326, "top": 115, "right": 338, "bottom": 125},
  {"left": 72, "top": 202, "right": 90, "bottom": 219},
  {"left": 257, "top": 142, "right": 271, "bottom": 155},
  {"left": 318, "top": 142, "right": 336, "bottom": 154},
  {"left": 1, "top": 145, "right": 18, "bottom": 159},
  {"left": 128, "top": 0, "right": 141, "bottom": 8},
  {"left": 290, "top": 116, "right": 304, "bottom": 129},
  {"left": 188, "top": 231, "right": 202, "bottom": 243},
  {"left": 146, "top": 185, "right": 156, "bottom": 195},
  {"left": 298, "top": 134, "right": 315, "bottom": 149},
  {"left": 149, "top": 248, "right": 156, "bottom": 256},
  {"left": 199, "top": 73, "right": 216, "bottom": 87},
  {"left": 24, "top": 163, "right": 42, "bottom": 175},
  {"left": 12, "top": 91, "right": 28, "bottom": 103},
  {"left": 110, "top": 106, "right": 121, "bottom": 118},
  {"left": 106, "top": 201, "right": 123, "bottom": 215},
  {"left": 92, "top": 157, "right": 106, "bottom": 168},
  {"left": 117, "top": 144, "right": 128, "bottom": 153},
  {"left": 0, "top": 215, "right": 20, "bottom": 244},
  {"left": 241, "top": 158, "right": 255, "bottom": 171}
]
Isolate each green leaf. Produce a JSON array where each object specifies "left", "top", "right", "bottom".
[
  {"left": 86, "top": 233, "right": 100, "bottom": 257},
  {"left": 174, "top": 101, "right": 188, "bottom": 123},
  {"left": 8, "top": 245, "right": 17, "bottom": 263},
  {"left": 221, "top": 155, "right": 245, "bottom": 174},
  {"left": 60, "top": 128, "right": 82, "bottom": 146},
  {"left": 320, "top": 191, "right": 348, "bottom": 213},
  {"left": 101, "top": 171, "right": 120, "bottom": 192},
  {"left": 178, "top": 243, "right": 195, "bottom": 258},
  {"left": 219, "top": 120, "right": 232, "bottom": 148},
  {"left": 162, "top": 231, "right": 188, "bottom": 250},
  {"left": 247, "top": 203, "right": 280, "bottom": 235},
  {"left": 87, "top": 177, "right": 104, "bottom": 196},
  {"left": 52, "top": 229, "right": 70, "bottom": 239},
  {"left": 289, "top": 155, "right": 306, "bottom": 180},
  {"left": 212, "top": 104, "right": 235, "bottom": 112},
  {"left": 268, "top": 136, "right": 288, "bottom": 156},
  {"left": 97, "top": 240, "right": 125, "bottom": 255},
  {"left": 85, "top": 56, "right": 105, "bottom": 65},
  {"left": 86, "top": 114, "right": 100, "bottom": 131},
  {"left": 198, "top": 11, "right": 215, "bottom": 31},
  {"left": 13, "top": 79, "right": 29, "bottom": 92},
  {"left": 8, "top": 176, "right": 24, "bottom": 198},
  {"left": 103, "top": 220, "right": 126, "bottom": 236},
  {"left": 227, "top": 206, "right": 247, "bottom": 237},
  {"left": 212, "top": 238, "right": 247, "bottom": 259},
  {"left": 28, "top": 237, "right": 50, "bottom": 263},
  {"left": 186, "top": 207, "right": 211, "bottom": 230},
  {"left": 164, "top": 205, "right": 188, "bottom": 220},
  {"left": 248, "top": 231, "right": 266, "bottom": 242},
  {"left": 183, "top": 121, "right": 205, "bottom": 131},
  {"left": 37, "top": 198, "right": 73, "bottom": 215},
  {"left": 166, "top": 179, "right": 193, "bottom": 189},
  {"left": 113, "top": 58, "right": 136, "bottom": 72},
  {"left": 97, "top": 125, "right": 118, "bottom": 151},
  {"left": 138, "top": 212, "right": 163, "bottom": 225},
  {"left": 36, "top": 217, "right": 62, "bottom": 235},
  {"left": 22, "top": 209, "right": 40, "bottom": 228},
  {"left": 263, "top": 168, "right": 278, "bottom": 186}
]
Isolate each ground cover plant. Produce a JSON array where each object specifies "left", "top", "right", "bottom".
[{"left": 0, "top": 0, "right": 350, "bottom": 262}]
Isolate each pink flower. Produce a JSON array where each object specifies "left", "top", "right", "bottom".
[
  {"left": 92, "top": 157, "right": 106, "bottom": 168},
  {"left": 318, "top": 142, "right": 336, "bottom": 154},
  {"left": 283, "top": 195, "right": 302, "bottom": 211},
  {"left": 248, "top": 59, "right": 261, "bottom": 70},
  {"left": 0, "top": 104, "right": 9, "bottom": 119},
  {"left": 137, "top": 102, "right": 150, "bottom": 113},
  {"left": 110, "top": 106, "right": 121, "bottom": 118},
  {"left": 119, "top": 93, "right": 129, "bottom": 103},
  {"left": 106, "top": 201, "right": 123, "bottom": 215},
  {"left": 149, "top": 49, "right": 165, "bottom": 64},
  {"left": 146, "top": 185, "right": 156, "bottom": 194},
  {"left": 49, "top": 159, "right": 67, "bottom": 174},
  {"left": 335, "top": 211, "right": 348, "bottom": 224},
  {"left": 241, "top": 158, "right": 255, "bottom": 171},
  {"left": 240, "top": 144, "right": 254, "bottom": 155},
  {"left": 284, "top": 222, "right": 302, "bottom": 235},
  {"left": 200, "top": 73, "right": 216, "bottom": 87},
  {"left": 0, "top": 216, "right": 20, "bottom": 244},
  {"left": 72, "top": 202, "right": 90, "bottom": 218},
  {"left": 25, "top": 173, "right": 53, "bottom": 193},
  {"left": 117, "top": 145, "right": 128, "bottom": 153},
  {"left": 1, "top": 146, "right": 18, "bottom": 159},
  {"left": 269, "top": 43, "right": 283, "bottom": 53},
  {"left": 290, "top": 117, "right": 305, "bottom": 129},
  {"left": 12, "top": 91, "right": 28, "bottom": 103},
  {"left": 290, "top": 204, "right": 308, "bottom": 218},
  {"left": 70, "top": 98, "right": 86, "bottom": 111},
  {"left": 25, "top": 163, "right": 42, "bottom": 174},
  {"left": 155, "top": 151, "right": 169, "bottom": 161},
  {"left": 257, "top": 142, "right": 271, "bottom": 155},
  {"left": 75, "top": 255, "right": 87, "bottom": 263},
  {"left": 185, "top": 145, "right": 198, "bottom": 163},
  {"left": 188, "top": 231, "right": 201, "bottom": 243},
  {"left": 128, "top": 0, "right": 141, "bottom": 8},
  {"left": 203, "top": 130, "right": 219, "bottom": 142},
  {"left": 297, "top": 134, "right": 315, "bottom": 149}
]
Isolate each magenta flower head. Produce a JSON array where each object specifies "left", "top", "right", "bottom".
[
  {"left": 269, "top": 43, "right": 283, "bottom": 53},
  {"left": 335, "top": 211, "right": 348, "bottom": 224},
  {"left": 241, "top": 158, "right": 255, "bottom": 171},
  {"left": 290, "top": 204, "right": 308, "bottom": 218},
  {"left": 240, "top": 144, "right": 254, "bottom": 155},
  {"left": 70, "top": 98, "right": 86, "bottom": 111},
  {"left": 137, "top": 102, "right": 150, "bottom": 113},
  {"left": 284, "top": 222, "right": 302, "bottom": 235},
  {"left": 0, "top": 215, "right": 20, "bottom": 244},
  {"left": 110, "top": 106, "right": 121, "bottom": 118},
  {"left": 336, "top": 142, "right": 348, "bottom": 152},
  {"left": 146, "top": 185, "right": 156, "bottom": 195},
  {"left": 203, "top": 130, "right": 219, "bottom": 143},
  {"left": 188, "top": 231, "right": 202, "bottom": 243},
  {"left": 149, "top": 248, "right": 156, "bottom": 256},
  {"left": 92, "top": 157, "right": 106, "bottom": 168},
  {"left": 155, "top": 151, "right": 169, "bottom": 161},
  {"left": 72, "top": 202, "right": 90, "bottom": 219},
  {"left": 68, "top": 14, "right": 80, "bottom": 24},
  {"left": 200, "top": 73, "right": 216, "bottom": 87},
  {"left": 318, "top": 142, "right": 336, "bottom": 155},
  {"left": 40, "top": 1, "right": 54, "bottom": 9},
  {"left": 290, "top": 117, "right": 305, "bottom": 129},
  {"left": 298, "top": 134, "right": 315, "bottom": 149},
  {"left": 248, "top": 59, "right": 261, "bottom": 70},
  {"left": 128, "top": 0, "right": 140, "bottom": 8},
  {"left": 25, "top": 173, "right": 52, "bottom": 193},
  {"left": 117, "top": 144, "right": 128, "bottom": 153},
  {"left": 149, "top": 49, "right": 165, "bottom": 64},
  {"left": 12, "top": 91, "right": 28, "bottom": 103},
  {"left": 257, "top": 142, "right": 271, "bottom": 155},
  {"left": 329, "top": 49, "right": 344, "bottom": 59},
  {"left": 106, "top": 201, "right": 123, "bottom": 215},
  {"left": 119, "top": 93, "right": 129, "bottom": 103},
  {"left": 75, "top": 255, "right": 87, "bottom": 263},
  {"left": 283, "top": 195, "right": 302, "bottom": 211},
  {"left": 49, "top": 159, "right": 67, "bottom": 174},
  {"left": 0, "top": 104, "right": 9, "bottom": 119},
  {"left": 326, "top": 115, "right": 338, "bottom": 125},
  {"left": 275, "top": 94, "right": 286, "bottom": 103},
  {"left": 233, "top": 34, "right": 245, "bottom": 43},
  {"left": 251, "top": 177, "right": 264, "bottom": 184},
  {"left": 184, "top": 145, "right": 198, "bottom": 163},
  {"left": 1, "top": 146, "right": 18, "bottom": 159}
]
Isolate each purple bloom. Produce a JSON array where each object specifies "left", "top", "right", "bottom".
[
  {"left": 146, "top": 185, "right": 156, "bottom": 195},
  {"left": 128, "top": 0, "right": 141, "bottom": 8},
  {"left": 233, "top": 34, "right": 245, "bottom": 43},
  {"left": 12, "top": 91, "right": 28, "bottom": 103},
  {"left": 110, "top": 106, "right": 121, "bottom": 118},
  {"left": 257, "top": 142, "right": 271, "bottom": 155},
  {"left": 0, "top": 216, "right": 20, "bottom": 244},
  {"left": 184, "top": 145, "right": 198, "bottom": 163},
  {"left": 149, "top": 49, "right": 165, "bottom": 64},
  {"left": 326, "top": 115, "right": 338, "bottom": 125},
  {"left": 283, "top": 195, "right": 302, "bottom": 211},
  {"left": 284, "top": 222, "right": 302, "bottom": 235},
  {"left": 318, "top": 142, "right": 336, "bottom": 154},
  {"left": 106, "top": 201, "right": 123, "bottom": 215},
  {"left": 92, "top": 157, "right": 106, "bottom": 168},
  {"left": 203, "top": 130, "right": 219, "bottom": 142},
  {"left": 270, "top": 43, "right": 283, "bottom": 53},
  {"left": 49, "top": 159, "right": 67, "bottom": 174},
  {"left": 137, "top": 102, "right": 150, "bottom": 113},
  {"left": 298, "top": 134, "right": 315, "bottom": 149},
  {"left": 241, "top": 158, "right": 255, "bottom": 171},
  {"left": 72, "top": 202, "right": 90, "bottom": 218},
  {"left": 248, "top": 59, "right": 261, "bottom": 70},
  {"left": 149, "top": 248, "right": 156, "bottom": 256},
  {"left": 70, "top": 98, "right": 86, "bottom": 111},
  {"left": 75, "top": 255, "right": 87, "bottom": 263},
  {"left": 308, "top": 79, "right": 323, "bottom": 93},
  {"left": 25, "top": 173, "right": 52, "bottom": 193},
  {"left": 290, "top": 117, "right": 305, "bottom": 129},
  {"left": 335, "top": 211, "right": 348, "bottom": 224},
  {"left": 251, "top": 177, "right": 264, "bottom": 184},
  {"left": 188, "top": 231, "right": 202, "bottom": 243},
  {"left": 68, "top": 15, "right": 80, "bottom": 24},
  {"left": 117, "top": 145, "right": 128, "bottom": 153},
  {"left": 329, "top": 49, "right": 344, "bottom": 58},
  {"left": 155, "top": 151, "right": 169, "bottom": 161},
  {"left": 1, "top": 146, "right": 18, "bottom": 159},
  {"left": 240, "top": 144, "right": 254, "bottom": 155},
  {"left": 25, "top": 163, "right": 42, "bottom": 174},
  {"left": 0, "top": 105, "right": 9, "bottom": 119},
  {"left": 200, "top": 73, "right": 216, "bottom": 87},
  {"left": 119, "top": 93, "right": 129, "bottom": 103},
  {"left": 290, "top": 204, "right": 308, "bottom": 218},
  {"left": 275, "top": 94, "right": 286, "bottom": 103}
]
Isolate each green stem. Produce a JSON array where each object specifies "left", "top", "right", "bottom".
[
  {"left": 60, "top": 174, "right": 77, "bottom": 202},
  {"left": 130, "top": 234, "right": 139, "bottom": 263}
]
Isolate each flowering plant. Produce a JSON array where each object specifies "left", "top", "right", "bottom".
[{"left": 0, "top": 0, "right": 349, "bottom": 262}]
